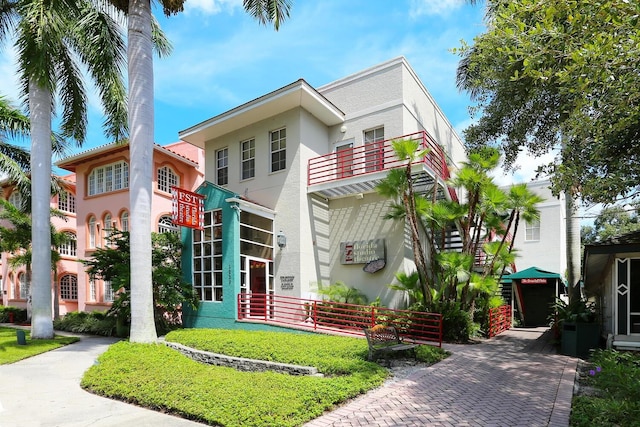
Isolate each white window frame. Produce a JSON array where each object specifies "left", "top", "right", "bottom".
[
  {"left": 88, "top": 161, "right": 129, "bottom": 196},
  {"left": 270, "top": 128, "right": 286, "bottom": 173},
  {"left": 216, "top": 148, "right": 228, "bottom": 186},
  {"left": 363, "top": 126, "right": 385, "bottom": 172},
  {"left": 525, "top": 219, "right": 541, "bottom": 241},
  {"left": 88, "top": 278, "right": 96, "bottom": 302},
  {"left": 18, "top": 272, "right": 28, "bottom": 299},
  {"left": 158, "top": 165, "right": 179, "bottom": 193},
  {"left": 120, "top": 211, "right": 129, "bottom": 232},
  {"left": 158, "top": 215, "right": 178, "bottom": 234},
  {"left": 103, "top": 214, "right": 113, "bottom": 246},
  {"left": 241, "top": 138, "right": 255, "bottom": 180},
  {"left": 58, "top": 191, "right": 76, "bottom": 213},
  {"left": 104, "top": 280, "right": 114, "bottom": 303},
  {"left": 59, "top": 232, "right": 77, "bottom": 257},
  {"left": 8, "top": 191, "right": 21, "bottom": 208},
  {"left": 89, "top": 216, "right": 97, "bottom": 248}
]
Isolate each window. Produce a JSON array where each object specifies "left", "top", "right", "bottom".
[
  {"left": 88, "top": 161, "right": 128, "bottom": 196},
  {"left": 18, "top": 272, "right": 28, "bottom": 299},
  {"left": 8, "top": 191, "right": 21, "bottom": 209},
  {"left": 241, "top": 139, "right": 255, "bottom": 180},
  {"left": 216, "top": 148, "right": 228, "bottom": 186},
  {"left": 120, "top": 211, "right": 129, "bottom": 232},
  {"left": 158, "top": 165, "right": 179, "bottom": 193},
  {"left": 192, "top": 210, "right": 223, "bottom": 302},
  {"left": 58, "top": 191, "right": 76, "bottom": 213},
  {"left": 336, "top": 143, "right": 354, "bottom": 178},
  {"left": 364, "top": 127, "right": 384, "bottom": 172},
  {"left": 270, "top": 128, "right": 286, "bottom": 172},
  {"left": 59, "top": 232, "right": 77, "bottom": 257},
  {"left": 103, "top": 280, "right": 114, "bottom": 302},
  {"left": 158, "top": 215, "right": 178, "bottom": 234},
  {"left": 60, "top": 275, "right": 78, "bottom": 300},
  {"left": 88, "top": 278, "right": 96, "bottom": 302},
  {"left": 525, "top": 219, "right": 541, "bottom": 241},
  {"left": 88, "top": 216, "right": 97, "bottom": 248},
  {"left": 103, "top": 214, "right": 113, "bottom": 246},
  {"left": 8, "top": 273, "right": 14, "bottom": 299}
]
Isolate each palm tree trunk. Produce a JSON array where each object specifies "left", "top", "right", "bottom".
[
  {"left": 128, "top": 0, "right": 157, "bottom": 343},
  {"left": 29, "top": 80, "right": 54, "bottom": 339},
  {"left": 566, "top": 191, "right": 582, "bottom": 303}
]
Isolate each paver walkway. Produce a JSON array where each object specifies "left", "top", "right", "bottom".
[{"left": 305, "top": 327, "right": 577, "bottom": 427}]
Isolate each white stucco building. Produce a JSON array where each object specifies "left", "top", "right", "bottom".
[{"left": 178, "top": 57, "right": 467, "bottom": 328}]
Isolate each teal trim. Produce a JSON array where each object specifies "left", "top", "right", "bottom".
[{"left": 181, "top": 181, "right": 241, "bottom": 328}]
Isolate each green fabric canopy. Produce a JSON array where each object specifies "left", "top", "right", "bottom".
[{"left": 503, "top": 266, "right": 563, "bottom": 280}]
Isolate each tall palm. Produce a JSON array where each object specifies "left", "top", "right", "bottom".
[
  {"left": 111, "top": 0, "right": 292, "bottom": 343},
  {"left": 0, "top": 95, "right": 31, "bottom": 199},
  {"left": 2, "top": 0, "right": 127, "bottom": 338}
]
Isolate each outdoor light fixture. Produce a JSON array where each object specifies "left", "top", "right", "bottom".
[{"left": 277, "top": 231, "right": 287, "bottom": 249}]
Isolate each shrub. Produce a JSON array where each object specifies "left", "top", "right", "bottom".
[
  {"left": 0, "top": 306, "right": 27, "bottom": 323},
  {"left": 53, "top": 311, "right": 116, "bottom": 336}
]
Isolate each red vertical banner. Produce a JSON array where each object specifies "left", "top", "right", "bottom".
[{"left": 172, "top": 187, "right": 204, "bottom": 230}]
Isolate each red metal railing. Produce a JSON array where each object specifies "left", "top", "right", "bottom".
[
  {"left": 307, "top": 131, "right": 456, "bottom": 201},
  {"left": 237, "top": 293, "right": 442, "bottom": 346},
  {"left": 488, "top": 305, "right": 512, "bottom": 338}
]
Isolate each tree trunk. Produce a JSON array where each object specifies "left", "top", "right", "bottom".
[
  {"left": 128, "top": 0, "right": 158, "bottom": 342},
  {"left": 566, "top": 191, "right": 582, "bottom": 303},
  {"left": 29, "top": 81, "right": 54, "bottom": 339}
]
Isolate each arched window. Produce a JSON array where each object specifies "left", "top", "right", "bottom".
[
  {"left": 88, "top": 278, "right": 96, "bottom": 302},
  {"left": 8, "top": 191, "right": 21, "bottom": 209},
  {"left": 60, "top": 275, "right": 78, "bottom": 300},
  {"left": 103, "top": 214, "right": 113, "bottom": 246},
  {"left": 88, "top": 216, "right": 97, "bottom": 248},
  {"left": 157, "top": 165, "right": 179, "bottom": 193},
  {"left": 8, "top": 273, "right": 14, "bottom": 299},
  {"left": 158, "top": 215, "right": 178, "bottom": 234},
  {"left": 120, "top": 211, "right": 129, "bottom": 232},
  {"left": 59, "top": 232, "right": 77, "bottom": 257},
  {"left": 18, "top": 272, "right": 28, "bottom": 299}
]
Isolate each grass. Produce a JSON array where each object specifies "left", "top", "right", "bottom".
[
  {"left": 0, "top": 327, "right": 79, "bottom": 364},
  {"left": 81, "top": 328, "right": 449, "bottom": 427},
  {"left": 571, "top": 349, "right": 640, "bottom": 426}
]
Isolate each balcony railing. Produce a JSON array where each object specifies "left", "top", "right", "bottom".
[
  {"left": 237, "top": 293, "right": 443, "bottom": 346},
  {"left": 308, "top": 131, "right": 456, "bottom": 200}
]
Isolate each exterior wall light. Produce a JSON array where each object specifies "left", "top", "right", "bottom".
[{"left": 277, "top": 231, "right": 287, "bottom": 249}]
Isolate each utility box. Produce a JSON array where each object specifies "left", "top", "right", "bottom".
[
  {"left": 16, "top": 329, "right": 27, "bottom": 345},
  {"left": 561, "top": 322, "right": 600, "bottom": 358}
]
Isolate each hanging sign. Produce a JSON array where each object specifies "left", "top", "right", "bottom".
[
  {"left": 521, "top": 278, "right": 548, "bottom": 285},
  {"left": 172, "top": 187, "right": 204, "bottom": 230}
]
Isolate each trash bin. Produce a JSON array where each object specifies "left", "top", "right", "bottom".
[
  {"left": 16, "top": 329, "right": 27, "bottom": 345},
  {"left": 561, "top": 322, "right": 600, "bottom": 358}
]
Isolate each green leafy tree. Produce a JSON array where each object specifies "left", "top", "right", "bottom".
[
  {"left": 109, "top": 0, "right": 292, "bottom": 343},
  {"left": 1, "top": 0, "right": 128, "bottom": 338},
  {"left": 582, "top": 203, "right": 640, "bottom": 245},
  {"left": 82, "top": 230, "right": 199, "bottom": 336},
  {"left": 457, "top": 0, "right": 640, "bottom": 205}
]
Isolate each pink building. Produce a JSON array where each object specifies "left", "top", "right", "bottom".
[{"left": 0, "top": 141, "right": 204, "bottom": 316}]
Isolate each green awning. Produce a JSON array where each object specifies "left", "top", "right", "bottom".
[{"left": 503, "top": 266, "right": 563, "bottom": 280}]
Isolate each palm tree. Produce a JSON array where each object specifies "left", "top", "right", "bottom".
[
  {"left": 1, "top": 0, "right": 128, "bottom": 338},
  {"left": 111, "top": 0, "right": 292, "bottom": 343},
  {"left": 0, "top": 95, "right": 31, "bottom": 199}
]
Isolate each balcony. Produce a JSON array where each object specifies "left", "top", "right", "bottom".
[{"left": 307, "top": 131, "right": 457, "bottom": 201}]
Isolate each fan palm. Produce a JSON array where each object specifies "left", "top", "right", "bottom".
[
  {"left": 1, "top": 0, "right": 127, "bottom": 338},
  {"left": 110, "top": 0, "right": 292, "bottom": 343}
]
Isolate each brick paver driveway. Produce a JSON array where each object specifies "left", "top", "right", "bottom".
[{"left": 305, "top": 327, "right": 577, "bottom": 427}]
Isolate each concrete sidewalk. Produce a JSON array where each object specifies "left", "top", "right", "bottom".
[
  {"left": 305, "top": 327, "right": 577, "bottom": 427},
  {"left": 0, "top": 327, "right": 576, "bottom": 426},
  {"left": 0, "top": 334, "right": 202, "bottom": 427}
]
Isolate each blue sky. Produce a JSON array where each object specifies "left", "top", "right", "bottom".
[{"left": 0, "top": 0, "right": 554, "bottom": 185}]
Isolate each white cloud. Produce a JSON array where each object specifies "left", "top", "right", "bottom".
[
  {"left": 410, "top": 0, "right": 466, "bottom": 17},
  {"left": 491, "top": 150, "right": 558, "bottom": 187},
  {"left": 183, "top": 0, "right": 243, "bottom": 15}
]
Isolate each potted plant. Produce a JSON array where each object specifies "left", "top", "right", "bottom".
[{"left": 550, "top": 298, "right": 600, "bottom": 358}]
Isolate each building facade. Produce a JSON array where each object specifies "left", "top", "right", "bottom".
[
  {"left": 178, "top": 57, "right": 467, "bottom": 328},
  {"left": 0, "top": 141, "right": 204, "bottom": 315}
]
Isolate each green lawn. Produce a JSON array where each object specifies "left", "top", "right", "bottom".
[
  {"left": 82, "top": 328, "right": 449, "bottom": 427},
  {"left": 0, "top": 327, "right": 79, "bottom": 364}
]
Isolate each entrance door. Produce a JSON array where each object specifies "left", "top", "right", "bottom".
[
  {"left": 616, "top": 258, "right": 640, "bottom": 335},
  {"left": 245, "top": 257, "right": 270, "bottom": 318}
]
